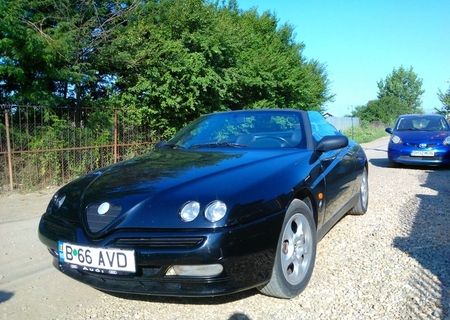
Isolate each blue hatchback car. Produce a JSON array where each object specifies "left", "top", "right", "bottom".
[{"left": 385, "top": 114, "right": 450, "bottom": 166}]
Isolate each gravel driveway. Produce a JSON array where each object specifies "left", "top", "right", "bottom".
[{"left": 1, "top": 136, "right": 449, "bottom": 320}]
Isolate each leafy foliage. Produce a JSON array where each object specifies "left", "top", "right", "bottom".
[
  {"left": 344, "top": 121, "right": 387, "bottom": 144},
  {"left": 0, "top": 0, "right": 331, "bottom": 137},
  {"left": 354, "top": 96, "right": 409, "bottom": 125},
  {"left": 0, "top": 0, "right": 135, "bottom": 109},
  {"left": 435, "top": 83, "right": 450, "bottom": 117},
  {"left": 377, "top": 66, "right": 424, "bottom": 113},
  {"left": 354, "top": 66, "right": 424, "bottom": 124}
]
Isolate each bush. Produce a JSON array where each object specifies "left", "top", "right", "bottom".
[{"left": 345, "top": 121, "right": 387, "bottom": 143}]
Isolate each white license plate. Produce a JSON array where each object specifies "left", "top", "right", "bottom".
[
  {"left": 58, "top": 242, "right": 135, "bottom": 274},
  {"left": 411, "top": 150, "right": 435, "bottom": 157}
]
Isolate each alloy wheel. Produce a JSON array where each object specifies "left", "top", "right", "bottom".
[{"left": 280, "top": 213, "right": 313, "bottom": 285}]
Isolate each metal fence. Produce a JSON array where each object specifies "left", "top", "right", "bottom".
[
  {"left": 0, "top": 105, "right": 157, "bottom": 192},
  {"left": 326, "top": 116, "right": 360, "bottom": 132}
]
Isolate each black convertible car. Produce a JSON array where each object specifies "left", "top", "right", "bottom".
[{"left": 39, "top": 110, "right": 368, "bottom": 299}]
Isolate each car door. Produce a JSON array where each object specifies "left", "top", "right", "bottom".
[
  {"left": 307, "top": 112, "right": 357, "bottom": 222},
  {"left": 320, "top": 144, "right": 357, "bottom": 221}
]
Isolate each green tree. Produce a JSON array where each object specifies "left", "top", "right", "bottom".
[
  {"left": 377, "top": 66, "right": 424, "bottom": 113},
  {"left": 435, "top": 83, "right": 450, "bottom": 117},
  {"left": 354, "top": 96, "right": 409, "bottom": 124},
  {"left": 0, "top": 0, "right": 135, "bottom": 110},
  {"left": 0, "top": 0, "right": 56, "bottom": 105},
  {"left": 106, "top": 0, "right": 332, "bottom": 136}
]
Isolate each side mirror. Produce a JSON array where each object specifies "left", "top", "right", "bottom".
[
  {"left": 385, "top": 128, "right": 393, "bottom": 134},
  {"left": 316, "top": 135, "right": 348, "bottom": 153}
]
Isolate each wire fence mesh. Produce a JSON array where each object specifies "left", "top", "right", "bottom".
[{"left": 0, "top": 105, "right": 157, "bottom": 192}]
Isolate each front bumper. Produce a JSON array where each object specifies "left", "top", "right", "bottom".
[
  {"left": 38, "top": 211, "right": 284, "bottom": 297},
  {"left": 387, "top": 143, "right": 450, "bottom": 166}
]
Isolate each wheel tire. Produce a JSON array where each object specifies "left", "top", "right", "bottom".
[
  {"left": 258, "top": 199, "right": 317, "bottom": 299},
  {"left": 349, "top": 166, "right": 369, "bottom": 215}
]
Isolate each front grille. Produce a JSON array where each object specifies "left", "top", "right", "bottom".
[
  {"left": 405, "top": 142, "right": 438, "bottom": 148},
  {"left": 85, "top": 203, "right": 122, "bottom": 233},
  {"left": 398, "top": 156, "right": 443, "bottom": 161},
  {"left": 113, "top": 237, "right": 205, "bottom": 249},
  {"left": 142, "top": 267, "right": 162, "bottom": 276}
]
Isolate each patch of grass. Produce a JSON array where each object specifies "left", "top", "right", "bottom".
[{"left": 344, "top": 123, "right": 388, "bottom": 143}]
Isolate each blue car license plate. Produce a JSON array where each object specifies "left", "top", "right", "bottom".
[{"left": 411, "top": 150, "right": 434, "bottom": 157}]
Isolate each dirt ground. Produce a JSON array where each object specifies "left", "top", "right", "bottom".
[
  {"left": 0, "top": 186, "right": 102, "bottom": 319},
  {"left": 1, "top": 137, "right": 449, "bottom": 320}
]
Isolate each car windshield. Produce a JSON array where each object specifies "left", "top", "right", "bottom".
[
  {"left": 395, "top": 116, "right": 450, "bottom": 131},
  {"left": 168, "top": 111, "right": 306, "bottom": 149}
]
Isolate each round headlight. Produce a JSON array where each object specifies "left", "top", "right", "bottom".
[
  {"left": 205, "top": 201, "right": 227, "bottom": 222},
  {"left": 391, "top": 135, "right": 402, "bottom": 144},
  {"left": 179, "top": 201, "right": 200, "bottom": 222},
  {"left": 444, "top": 136, "right": 450, "bottom": 145}
]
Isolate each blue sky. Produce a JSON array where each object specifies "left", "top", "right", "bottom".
[{"left": 238, "top": 0, "right": 450, "bottom": 116}]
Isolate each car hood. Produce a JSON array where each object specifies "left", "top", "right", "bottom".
[
  {"left": 395, "top": 130, "right": 450, "bottom": 144},
  {"left": 60, "top": 149, "right": 313, "bottom": 233}
]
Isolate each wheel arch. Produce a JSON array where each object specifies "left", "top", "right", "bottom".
[{"left": 292, "top": 189, "right": 318, "bottom": 229}]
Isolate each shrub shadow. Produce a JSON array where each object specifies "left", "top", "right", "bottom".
[
  {"left": 393, "top": 168, "right": 450, "bottom": 318},
  {"left": 0, "top": 291, "right": 14, "bottom": 304}
]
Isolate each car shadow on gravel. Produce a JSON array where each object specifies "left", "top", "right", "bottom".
[
  {"left": 103, "top": 288, "right": 259, "bottom": 305},
  {"left": 369, "top": 158, "right": 397, "bottom": 168},
  {"left": 0, "top": 290, "right": 14, "bottom": 303},
  {"left": 370, "top": 157, "right": 450, "bottom": 171},
  {"left": 393, "top": 168, "right": 450, "bottom": 318},
  {"left": 229, "top": 313, "right": 251, "bottom": 320}
]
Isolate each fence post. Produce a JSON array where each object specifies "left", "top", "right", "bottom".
[
  {"left": 113, "top": 109, "right": 118, "bottom": 163},
  {"left": 4, "top": 110, "right": 14, "bottom": 190}
]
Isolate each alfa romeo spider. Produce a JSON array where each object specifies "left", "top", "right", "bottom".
[{"left": 38, "top": 109, "right": 368, "bottom": 299}]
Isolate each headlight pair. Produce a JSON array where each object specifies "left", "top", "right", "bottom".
[
  {"left": 180, "top": 200, "right": 227, "bottom": 223},
  {"left": 391, "top": 135, "right": 450, "bottom": 145}
]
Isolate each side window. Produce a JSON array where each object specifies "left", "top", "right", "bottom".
[
  {"left": 307, "top": 111, "right": 341, "bottom": 141},
  {"left": 440, "top": 117, "right": 450, "bottom": 130}
]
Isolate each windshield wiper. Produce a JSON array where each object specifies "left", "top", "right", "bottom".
[{"left": 190, "top": 142, "right": 248, "bottom": 149}]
